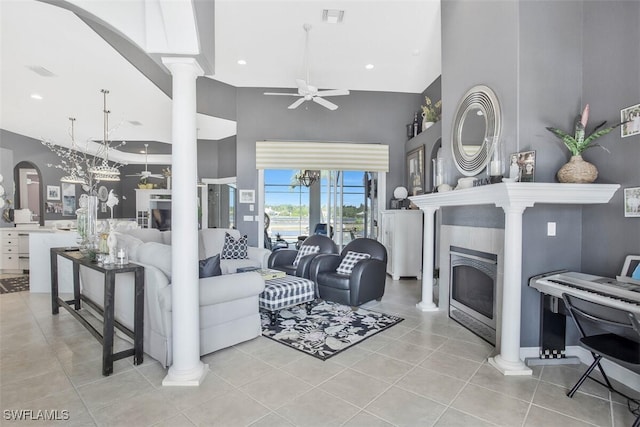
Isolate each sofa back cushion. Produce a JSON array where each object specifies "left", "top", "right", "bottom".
[
  {"left": 128, "top": 228, "right": 164, "bottom": 244},
  {"left": 136, "top": 242, "right": 172, "bottom": 280},
  {"left": 115, "top": 233, "right": 144, "bottom": 261},
  {"left": 200, "top": 228, "right": 241, "bottom": 259}
]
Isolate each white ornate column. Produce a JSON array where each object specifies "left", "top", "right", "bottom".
[
  {"left": 488, "top": 205, "right": 532, "bottom": 375},
  {"left": 417, "top": 207, "right": 439, "bottom": 311},
  {"left": 161, "top": 57, "right": 207, "bottom": 386}
]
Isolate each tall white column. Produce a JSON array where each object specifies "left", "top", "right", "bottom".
[
  {"left": 488, "top": 205, "right": 532, "bottom": 375},
  {"left": 161, "top": 57, "right": 208, "bottom": 386},
  {"left": 416, "top": 207, "right": 439, "bottom": 311}
]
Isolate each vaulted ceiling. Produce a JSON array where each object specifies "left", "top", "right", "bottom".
[{"left": 0, "top": 0, "right": 441, "bottom": 164}]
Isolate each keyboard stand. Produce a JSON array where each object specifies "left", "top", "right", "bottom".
[{"left": 525, "top": 293, "right": 580, "bottom": 367}]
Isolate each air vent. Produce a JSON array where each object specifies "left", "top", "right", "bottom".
[
  {"left": 128, "top": 120, "right": 143, "bottom": 126},
  {"left": 26, "top": 65, "right": 56, "bottom": 77},
  {"left": 322, "top": 9, "right": 344, "bottom": 24}
]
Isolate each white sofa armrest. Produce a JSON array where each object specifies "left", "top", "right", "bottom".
[
  {"left": 158, "top": 272, "right": 264, "bottom": 311},
  {"left": 247, "top": 246, "right": 271, "bottom": 268}
]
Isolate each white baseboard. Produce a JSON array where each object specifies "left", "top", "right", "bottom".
[{"left": 521, "top": 346, "right": 640, "bottom": 392}]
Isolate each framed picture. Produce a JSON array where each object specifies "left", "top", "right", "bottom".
[
  {"left": 45, "top": 202, "right": 62, "bottom": 214},
  {"left": 514, "top": 150, "right": 536, "bottom": 182},
  {"left": 61, "top": 183, "right": 76, "bottom": 216},
  {"left": 239, "top": 189, "right": 255, "bottom": 204},
  {"left": 621, "top": 103, "right": 640, "bottom": 138},
  {"left": 407, "top": 146, "right": 425, "bottom": 196},
  {"left": 624, "top": 187, "right": 640, "bottom": 217},
  {"left": 47, "top": 185, "right": 60, "bottom": 200}
]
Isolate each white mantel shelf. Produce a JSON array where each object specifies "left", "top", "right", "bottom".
[{"left": 409, "top": 182, "right": 620, "bottom": 376}]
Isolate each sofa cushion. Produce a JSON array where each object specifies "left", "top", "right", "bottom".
[
  {"left": 200, "top": 228, "right": 240, "bottom": 258},
  {"left": 114, "top": 232, "right": 144, "bottom": 262},
  {"left": 293, "top": 245, "right": 320, "bottom": 267},
  {"left": 336, "top": 251, "right": 371, "bottom": 275},
  {"left": 221, "top": 232, "right": 248, "bottom": 259},
  {"left": 136, "top": 242, "right": 172, "bottom": 279},
  {"left": 199, "top": 254, "right": 222, "bottom": 278},
  {"left": 127, "top": 228, "right": 164, "bottom": 244}
]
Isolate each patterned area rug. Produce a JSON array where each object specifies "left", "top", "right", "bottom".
[
  {"left": 0, "top": 276, "right": 29, "bottom": 294},
  {"left": 261, "top": 300, "right": 403, "bottom": 360}
]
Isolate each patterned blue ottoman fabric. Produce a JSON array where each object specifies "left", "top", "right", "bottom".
[{"left": 259, "top": 276, "right": 315, "bottom": 311}]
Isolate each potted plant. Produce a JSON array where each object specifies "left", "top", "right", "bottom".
[
  {"left": 546, "top": 104, "right": 626, "bottom": 183},
  {"left": 421, "top": 96, "right": 442, "bottom": 131}
]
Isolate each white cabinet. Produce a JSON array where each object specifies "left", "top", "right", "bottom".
[
  {"left": 1, "top": 229, "right": 20, "bottom": 272},
  {"left": 1, "top": 229, "right": 34, "bottom": 272},
  {"left": 135, "top": 189, "right": 171, "bottom": 228},
  {"left": 380, "top": 210, "right": 423, "bottom": 280}
]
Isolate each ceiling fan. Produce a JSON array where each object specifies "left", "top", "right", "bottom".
[
  {"left": 264, "top": 24, "right": 350, "bottom": 111},
  {"left": 125, "top": 144, "right": 164, "bottom": 180}
]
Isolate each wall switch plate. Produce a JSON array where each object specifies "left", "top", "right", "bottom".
[
  {"left": 547, "top": 222, "right": 556, "bottom": 236},
  {"left": 249, "top": 204, "right": 254, "bottom": 211},
  {"left": 243, "top": 215, "right": 254, "bottom": 222}
]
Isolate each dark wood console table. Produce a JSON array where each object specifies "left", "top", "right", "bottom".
[{"left": 50, "top": 247, "right": 144, "bottom": 375}]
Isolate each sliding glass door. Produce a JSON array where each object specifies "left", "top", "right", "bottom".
[{"left": 264, "top": 169, "right": 378, "bottom": 250}]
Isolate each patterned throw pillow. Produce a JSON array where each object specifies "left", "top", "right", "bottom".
[
  {"left": 336, "top": 251, "right": 371, "bottom": 275},
  {"left": 292, "top": 245, "right": 320, "bottom": 267},
  {"left": 220, "top": 232, "right": 248, "bottom": 259}
]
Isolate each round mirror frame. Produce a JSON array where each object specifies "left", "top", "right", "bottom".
[{"left": 451, "top": 85, "right": 502, "bottom": 176}]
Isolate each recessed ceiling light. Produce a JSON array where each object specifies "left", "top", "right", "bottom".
[
  {"left": 365, "top": 64, "right": 375, "bottom": 70},
  {"left": 30, "top": 94, "right": 43, "bottom": 100},
  {"left": 139, "top": 150, "right": 146, "bottom": 154},
  {"left": 237, "top": 59, "right": 247, "bottom": 65},
  {"left": 322, "top": 9, "right": 345, "bottom": 24},
  {"left": 26, "top": 65, "right": 56, "bottom": 77}
]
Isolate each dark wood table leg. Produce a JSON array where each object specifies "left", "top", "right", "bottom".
[
  {"left": 269, "top": 311, "right": 278, "bottom": 326},
  {"left": 133, "top": 268, "right": 144, "bottom": 365},
  {"left": 50, "top": 249, "right": 60, "bottom": 315},
  {"left": 102, "top": 271, "right": 116, "bottom": 376},
  {"left": 305, "top": 301, "right": 314, "bottom": 315},
  {"left": 72, "top": 262, "right": 81, "bottom": 310}
]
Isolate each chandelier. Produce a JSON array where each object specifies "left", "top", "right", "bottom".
[
  {"left": 295, "top": 170, "right": 320, "bottom": 187},
  {"left": 42, "top": 89, "right": 125, "bottom": 192},
  {"left": 87, "top": 89, "right": 120, "bottom": 180}
]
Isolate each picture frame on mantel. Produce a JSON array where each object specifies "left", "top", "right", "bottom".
[{"left": 407, "top": 146, "right": 425, "bottom": 196}]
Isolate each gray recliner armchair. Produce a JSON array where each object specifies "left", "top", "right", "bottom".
[
  {"left": 310, "top": 238, "right": 387, "bottom": 306},
  {"left": 268, "top": 234, "right": 338, "bottom": 279}
]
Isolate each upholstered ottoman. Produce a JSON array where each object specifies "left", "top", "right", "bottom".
[{"left": 259, "top": 276, "right": 316, "bottom": 325}]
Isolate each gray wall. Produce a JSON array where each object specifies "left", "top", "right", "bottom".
[
  {"left": 0, "top": 129, "right": 124, "bottom": 219},
  {"left": 580, "top": 1, "right": 640, "bottom": 276},
  {"left": 441, "top": 0, "right": 639, "bottom": 347},
  {"left": 235, "top": 87, "right": 421, "bottom": 245},
  {"left": 0, "top": 147, "right": 14, "bottom": 228}
]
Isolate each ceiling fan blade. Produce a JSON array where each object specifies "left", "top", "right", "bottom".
[
  {"left": 125, "top": 173, "right": 142, "bottom": 177},
  {"left": 264, "top": 92, "right": 300, "bottom": 96},
  {"left": 316, "top": 89, "right": 350, "bottom": 97},
  {"left": 288, "top": 98, "right": 306, "bottom": 109},
  {"left": 313, "top": 96, "right": 338, "bottom": 110}
]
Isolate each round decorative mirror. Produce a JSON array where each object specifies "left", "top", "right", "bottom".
[{"left": 451, "top": 85, "right": 502, "bottom": 176}]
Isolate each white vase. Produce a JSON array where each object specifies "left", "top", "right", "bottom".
[{"left": 421, "top": 113, "right": 435, "bottom": 131}]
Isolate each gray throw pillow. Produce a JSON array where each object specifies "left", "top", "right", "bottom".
[{"left": 199, "top": 254, "right": 222, "bottom": 278}]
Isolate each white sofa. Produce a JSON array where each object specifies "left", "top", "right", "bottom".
[{"left": 79, "top": 228, "right": 270, "bottom": 367}]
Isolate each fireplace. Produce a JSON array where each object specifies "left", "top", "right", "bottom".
[{"left": 449, "top": 245, "right": 497, "bottom": 345}]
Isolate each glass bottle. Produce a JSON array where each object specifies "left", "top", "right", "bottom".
[{"left": 412, "top": 112, "right": 420, "bottom": 137}]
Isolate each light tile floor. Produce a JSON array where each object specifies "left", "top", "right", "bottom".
[{"left": 0, "top": 274, "right": 638, "bottom": 426}]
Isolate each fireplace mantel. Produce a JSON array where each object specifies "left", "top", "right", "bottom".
[{"left": 409, "top": 182, "right": 620, "bottom": 375}]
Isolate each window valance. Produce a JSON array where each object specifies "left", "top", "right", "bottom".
[{"left": 255, "top": 141, "right": 389, "bottom": 172}]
